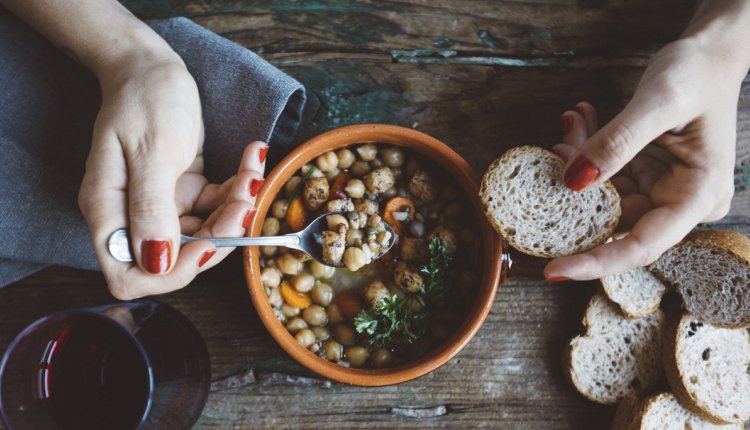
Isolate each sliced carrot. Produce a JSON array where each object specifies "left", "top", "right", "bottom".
[
  {"left": 329, "top": 171, "right": 352, "bottom": 201},
  {"left": 285, "top": 195, "right": 307, "bottom": 231},
  {"left": 334, "top": 290, "right": 363, "bottom": 321},
  {"left": 280, "top": 281, "right": 311, "bottom": 309},
  {"left": 383, "top": 196, "right": 415, "bottom": 235}
]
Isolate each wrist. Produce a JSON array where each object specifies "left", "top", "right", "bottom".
[
  {"left": 681, "top": 1, "right": 750, "bottom": 81},
  {"left": 87, "top": 25, "right": 184, "bottom": 82}
]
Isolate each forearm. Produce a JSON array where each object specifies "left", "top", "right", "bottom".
[
  {"left": 682, "top": 0, "right": 750, "bottom": 78},
  {"left": 0, "top": 0, "right": 181, "bottom": 78}
]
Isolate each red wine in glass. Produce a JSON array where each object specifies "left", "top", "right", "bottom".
[{"left": 0, "top": 300, "right": 210, "bottom": 430}]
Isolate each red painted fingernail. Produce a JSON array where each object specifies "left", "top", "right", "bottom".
[
  {"left": 250, "top": 178, "right": 264, "bottom": 197},
  {"left": 561, "top": 114, "right": 571, "bottom": 133},
  {"left": 141, "top": 240, "right": 171, "bottom": 274},
  {"left": 242, "top": 209, "right": 257, "bottom": 229},
  {"left": 564, "top": 156, "right": 599, "bottom": 191},
  {"left": 199, "top": 250, "right": 216, "bottom": 268},
  {"left": 546, "top": 276, "right": 570, "bottom": 282},
  {"left": 258, "top": 145, "right": 269, "bottom": 163}
]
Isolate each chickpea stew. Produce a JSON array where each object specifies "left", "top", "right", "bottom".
[{"left": 260, "top": 143, "right": 483, "bottom": 369}]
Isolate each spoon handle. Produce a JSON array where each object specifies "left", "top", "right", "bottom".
[
  {"left": 181, "top": 234, "right": 301, "bottom": 248},
  {"left": 107, "top": 229, "right": 300, "bottom": 263}
]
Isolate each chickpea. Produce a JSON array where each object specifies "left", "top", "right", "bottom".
[
  {"left": 309, "top": 343, "right": 320, "bottom": 353},
  {"left": 370, "top": 158, "right": 384, "bottom": 169},
  {"left": 262, "top": 217, "right": 280, "bottom": 236},
  {"left": 311, "top": 282, "right": 333, "bottom": 306},
  {"left": 285, "top": 317, "right": 308, "bottom": 334},
  {"left": 285, "top": 176, "right": 302, "bottom": 196},
  {"left": 261, "top": 267, "right": 282, "bottom": 289},
  {"left": 310, "top": 261, "right": 336, "bottom": 279},
  {"left": 336, "top": 148, "right": 356, "bottom": 169},
  {"left": 382, "top": 186, "right": 398, "bottom": 199},
  {"left": 268, "top": 287, "right": 283, "bottom": 308},
  {"left": 260, "top": 245, "right": 278, "bottom": 258},
  {"left": 302, "top": 305, "right": 328, "bottom": 326},
  {"left": 356, "top": 144, "right": 378, "bottom": 161},
  {"left": 323, "top": 340, "right": 343, "bottom": 362},
  {"left": 301, "top": 163, "right": 324, "bottom": 178},
  {"left": 343, "top": 247, "right": 368, "bottom": 271},
  {"left": 350, "top": 160, "right": 371, "bottom": 177},
  {"left": 295, "top": 329, "right": 316, "bottom": 348},
  {"left": 292, "top": 272, "right": 315, "bottom": 293},
  {"left": 277, "top": 253, "right": 302, "bottom": 275},
  {"left": 316, "top": 151, "right": 339, "bottom": 172},
  {"left": 344, "top": 179, "right": 365, "bottom": 199},
  {"left": 333, "top": 324, "right": 356, "bottom": 346},
  {"left": 344, "top": 346, "right": 370, "bottom": 367},
  {"left": 371, "top": 348, "right": 393, "bottom": 368},
  {"left": 326, "top": 214, "right": 348, "bottom": 231},
  {"left": 281, "top": 303, "right": 300, "bottom": 319},
  {"left": 327, "top": 304, "right": 345, "bottom": 324},
  {"left": 345, "top": 228, "right": 364, "bottom": 247},
  {"left": 271, "top": 200, "right": 288, "bottom": 219},
  {"left": 325, "top": 167, "right": 341, "bottom": 181},
  {"left": 312, "top": 327, "right": 330, "bottom": 341},
  {"left": 381, "top": 147, "right": 404, "bottom": 167}
]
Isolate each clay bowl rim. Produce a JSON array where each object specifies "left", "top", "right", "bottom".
[{"left": 243, "top": 123, "right": 505, "bottom": 387}]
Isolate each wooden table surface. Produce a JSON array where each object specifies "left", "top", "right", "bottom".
[{"left": 2, "top": 1, "right": 750, "bottom": 429}]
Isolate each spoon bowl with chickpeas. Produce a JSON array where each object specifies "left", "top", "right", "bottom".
[{"left": 244, "top": 124, "right": 509, "bottom": 386}]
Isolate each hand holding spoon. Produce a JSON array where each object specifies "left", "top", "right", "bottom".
[{"left": 107, "top": 212, "right": 397, "bottom": 268}]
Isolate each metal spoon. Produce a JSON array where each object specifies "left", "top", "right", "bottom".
[{"left": 107, "top": 212, "right": 397, "bottom": 268}]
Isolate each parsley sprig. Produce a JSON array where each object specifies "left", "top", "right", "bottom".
[
  {"left": 354, "top": 295, "right": 424, "bottom": 346},
  {"left": 419, "top": 237, "right": 453, "bottom": 303},
  {"left": 353, "top": 237, "right": 453, "bottom": 346}
]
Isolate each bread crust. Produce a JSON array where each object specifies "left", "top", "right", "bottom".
[
  {"left": 650, "top": 229, "right": 750, "bottom": 328},
  {"left": 662, "top": 313, "right": 750, "bottom": 425},
  {"left": 479, "top": 146, "right": 621, "bottom": 258}
]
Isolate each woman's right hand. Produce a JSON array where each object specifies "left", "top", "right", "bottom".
[
  {"left": 544, "top": 35, "right": 744, "bottom": 281},
  {"left": 79, "top": 51, "right": 267, "bottom": 300}
]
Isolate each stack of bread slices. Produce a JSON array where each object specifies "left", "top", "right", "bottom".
[{"left": 480, "top": 146, "right": 750, "bottom": 429}]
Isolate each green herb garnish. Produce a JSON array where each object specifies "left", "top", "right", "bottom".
[
  {"left": 419, "top": 237, "right": 453, "bottom": 302},
  {"left": 354, "top": 295, "right": 424, "bottom": 346},
  {"left": 284, "top": 166, "right": 317, "bottom": 210},
  {"left": 353, "top": 238, "right": 453, "bottom": 346}
]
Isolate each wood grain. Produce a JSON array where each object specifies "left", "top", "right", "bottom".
[{"left": 2, "top": 0, "right": 750, "bottom": 429}]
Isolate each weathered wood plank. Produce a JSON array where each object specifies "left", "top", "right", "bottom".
[
  {"left": 0, "top": 267, "right": 612, "bottom": 429},
  {"left": 120, "top": 0, "right": 694, "bottom": 59}
]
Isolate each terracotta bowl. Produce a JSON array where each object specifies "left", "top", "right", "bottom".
[{"left": 244, "top": 124, "right": 509, "bottom": 386}]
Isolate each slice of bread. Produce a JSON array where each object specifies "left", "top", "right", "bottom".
[
  {"left": 479, "top": 146, "right": 620, "bottom": 258},
  {"left": 649, "top": 230, "right": 750, "bottom": 328},
  {"left": 564, "top": 292, "right": 664, "bottom": 405},
  {"left": 614, "top": 392, "right": 742, "bottom": 430},
  {"left": 601, "top": 267, "right": 668, "bottom": 319},
  {"left": 663, "top": 313, "right": 750, "bottom": 424},
  {"left": 611, "top": 392, "right": 641, "bottom": 430}
]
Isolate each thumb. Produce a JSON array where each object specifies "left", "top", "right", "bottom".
[
  {"left": 562, "top": 95, "right": 680, "bottom": 191},
  {"left": 128, "top": 152, "right": 182, "bottom": 275}
]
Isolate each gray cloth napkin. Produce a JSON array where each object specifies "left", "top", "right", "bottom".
[{"left": 0, "top": 15, "right": 306, "bottom": 287}]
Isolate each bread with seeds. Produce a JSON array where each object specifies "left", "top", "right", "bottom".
[
  {"left": 479, "top": 146, "right": 620, "bottom": 258},
  {"left": 564, "top": 292, "right": 664, "bottom": 404},
  {"left": 662, "top": 313, "right": 750, "bottom": 424},
  {"left": 601, "top": 267, "right": 668, "bottom": 319},
  {"left": 612, "top": 392, "right": 741, "bottom": 430},
  {"left": 649, "top": 229, "right": 750, "bottom": 328}
]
